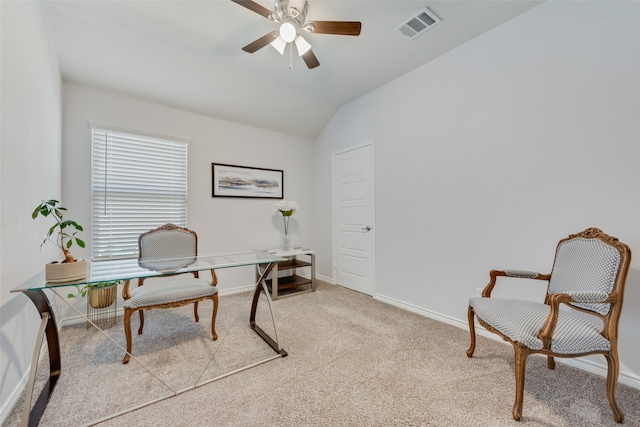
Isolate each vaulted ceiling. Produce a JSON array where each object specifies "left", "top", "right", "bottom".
[{"left": 44, "top": 1, "right": 542, "bottom": 139}]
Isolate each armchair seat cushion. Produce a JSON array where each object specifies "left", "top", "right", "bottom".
[
  {"left": 469, "top": 297, "right": 610, "bottom": 354},
  {"left": 124, "top": 277, "right": 217, "bottom": 310}
]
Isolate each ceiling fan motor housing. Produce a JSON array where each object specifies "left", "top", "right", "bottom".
[{"left": 275, "top": 0, "right": 309, "bottom": 23}]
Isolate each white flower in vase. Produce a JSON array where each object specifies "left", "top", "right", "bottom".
[{"left": 273, "top": 200, "right": 299, "bottom": 250}]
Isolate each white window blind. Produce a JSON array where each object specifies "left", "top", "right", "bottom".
[{"left": 91, "top": 126, "right": 188, "bottom": 260}]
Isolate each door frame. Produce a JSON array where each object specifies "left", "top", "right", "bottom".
[{"left": 331, "top": 140, "right": 376, "bottom": 295}]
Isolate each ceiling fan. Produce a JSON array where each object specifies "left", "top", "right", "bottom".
[{"left": 231, "top": 0, "right": 361, "bottom": 69}]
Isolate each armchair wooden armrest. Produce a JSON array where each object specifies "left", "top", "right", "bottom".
[
  {"left": 122, "top": 279, "right": 132, "bottom": 300},
  {"left": 565, "top": 291, "right": 615, "bottom": 303},
  {"left": 537, "top": 291, "right": 618, "bottom": 349},
  {"left": 209, "top": 269, "right": 218, "bottom": 286},
  {"left": 481, "top": 269, "right": 551, "bottom": 297}
]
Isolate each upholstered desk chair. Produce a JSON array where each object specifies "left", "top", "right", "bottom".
[
  {"left": 122, "top": 223, "right": 218, "bottom": 364},
  {"left": 467, "top": 228, "right": 631, "bottom": 422}
]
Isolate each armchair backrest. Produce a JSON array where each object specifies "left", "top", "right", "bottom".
[
  {"left": 138, "top": 223, "right": 198, "bottom": 260},
  {"left": 548, "top": 228, "right": 631, "bottom": 316}
]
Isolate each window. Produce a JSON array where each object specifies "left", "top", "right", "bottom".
[{"left": 91, "top": 125, "right": 188, "bottom": 260}]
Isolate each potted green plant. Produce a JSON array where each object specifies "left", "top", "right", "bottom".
[
  {"left": 32, "top": 199, "right": 87, "bottom": 282},
  {"left": 68, "top": 280, "right": 122, "bottom": 309}
]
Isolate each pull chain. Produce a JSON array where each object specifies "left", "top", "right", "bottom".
[{"left": 288, "top": 43, "right": 293, "bottom": 70}]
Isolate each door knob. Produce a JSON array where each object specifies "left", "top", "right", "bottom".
[{"left": 362, "top": 226, "right": 372, "bottom": 232}]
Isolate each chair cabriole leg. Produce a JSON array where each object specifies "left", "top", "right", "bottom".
[
  {"left": 138, "top": 309, "right": 144, "bottom": 335},
  {"left": 466, "top": 305, "right": 476, "bottom": 358},
  {"left": 194, "top": 301, "right": 200, "bottom": 322},
  {"left": 605, "top": 353, "right": 624, "bottom": 423},
  {"left": 211, "top": 294, "right": 218, "bottom": 341},
  {"left": 512, "top": 343, "right": 529, "bottom": 421},
  {"left": 123, "top": 308, "right": 133, "bottom": 364}
]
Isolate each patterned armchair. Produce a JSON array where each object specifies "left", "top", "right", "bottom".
[
  {"left": 122, "top": 224, "right": 219, "bottom": 364},
  {"left": 467, "top": 228, "right": 631, "bottom": 422}
]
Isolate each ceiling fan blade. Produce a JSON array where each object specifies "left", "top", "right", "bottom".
[
  {"left": 306, "top": 21, "right": 361, "bottom": 36},
  {"left": 231, "top": 0, "right": 277, "bottom": 21},
  {"left": 301, "top": 48, "right": 320, "bottom": 69},
  {"left": 242, "top": 31, "right": 279, "bottom": 53}
]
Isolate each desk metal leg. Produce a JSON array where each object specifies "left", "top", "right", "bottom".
[
  {"left": 271, "top": 264, "right": 279, "bottom": 301},
  {"left": 20, "top": 289, "right": 61, "bottom": 427},
  {"left": 250, "top": 263, "right": 287, "bottom": 357}
]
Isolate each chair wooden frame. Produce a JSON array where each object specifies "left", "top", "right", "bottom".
[
  {"left": 467, "top": 228, "right": 632, "bottom": 422},
  {"left": 122, "top": 223, "right": 219, "bottom": 364}
]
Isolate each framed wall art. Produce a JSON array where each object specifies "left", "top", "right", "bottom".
[{"left": 212, "top": 163, "right": 283, "bottom": 199}]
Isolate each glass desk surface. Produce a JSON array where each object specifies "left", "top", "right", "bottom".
[
  {"left": 12, "top": 250, "right": 284, "bottom": 292},
  {"left": 12, "top": 250, "right": 288, "bottom": 426}
]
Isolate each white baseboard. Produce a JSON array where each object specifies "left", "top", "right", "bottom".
[
  {"left": 0, "top": 372, "right": 29, "bottom": 425},
  {"left": 374, "top": 292, "right": 640, "bottom": 390},
  {"left": 316, "top": 274, "right": 334, "bottom": 284}
]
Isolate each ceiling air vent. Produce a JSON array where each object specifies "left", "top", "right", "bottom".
[{"left": 395, "top": 7, "right": 441, "bottom": 40}]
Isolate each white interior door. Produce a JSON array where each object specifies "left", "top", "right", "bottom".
[{"left": 332, "top": 142, "right": 374, "bottom": 295}]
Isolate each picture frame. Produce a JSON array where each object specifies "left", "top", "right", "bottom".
[{"left": 212, "top": 163, "right": 283, "bottom": 199}]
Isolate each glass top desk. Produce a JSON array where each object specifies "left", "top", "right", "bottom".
[{"left": 11, "top": 251, "right": 285, "bottom": 427}]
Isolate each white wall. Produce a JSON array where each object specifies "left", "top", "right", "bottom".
[
  {"left": 62, "top": 84, "right": 315, "bottom": 299},
  {"left": 0, "top": 1, "right": 63, "bottom": 418},
  {"left": 314, "top": 1, "right": 640, "bottom": 386}
]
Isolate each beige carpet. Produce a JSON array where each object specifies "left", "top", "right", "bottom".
[{"left": 5, "top": 281, "right": 640, "bottom": 427}]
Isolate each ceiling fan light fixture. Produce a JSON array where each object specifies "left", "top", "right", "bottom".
[
  {"left": 270, "top": 36, "right": 287, "bottom": 55},
  {"left": 294, "top": 35, "right": 311, "bottom": 56},
  {"left": 280, "top": 21, "right": 297, "bottom": 43}
]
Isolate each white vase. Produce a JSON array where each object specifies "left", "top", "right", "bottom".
[
  {"left": 282, "top": 233, "right": 291, "bottom": 251},
  {"left": 281, "top": 215, "right": 292, "bottom": 251}
]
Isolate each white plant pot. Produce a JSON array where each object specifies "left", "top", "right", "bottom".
[{"left": 45, "top": 259, "right": 87, "bottom": 283}]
